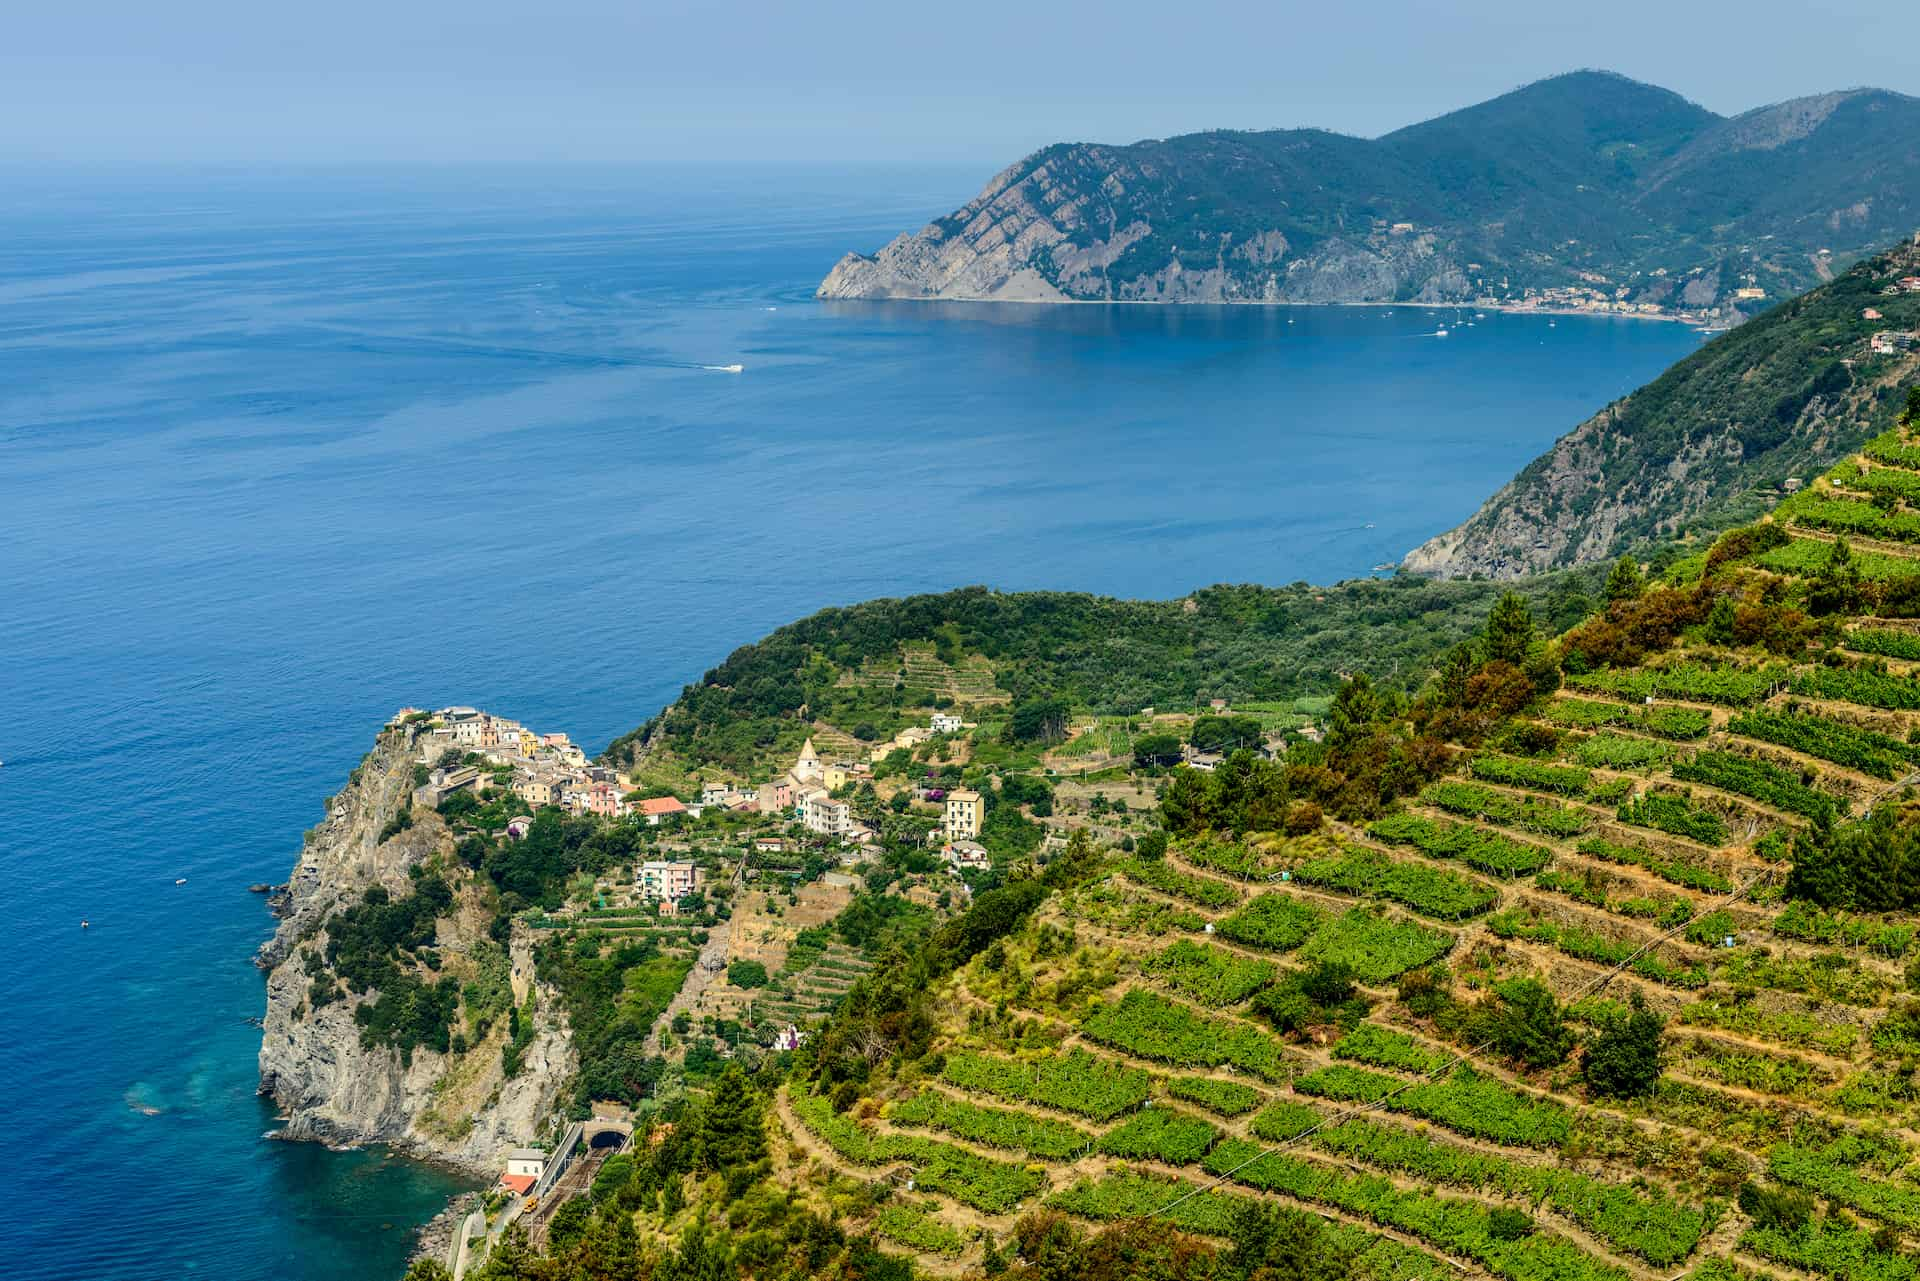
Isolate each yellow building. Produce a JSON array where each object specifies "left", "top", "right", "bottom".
[{"left": 944, "top": 789, "right": 982, "bottom": 840}]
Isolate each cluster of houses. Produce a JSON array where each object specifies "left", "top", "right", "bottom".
[
  {"left": 1871, "top": 330, "right": 1917, "bottom": 356},
  {"left": 404, "top": 706, "right": 1000, "bottom": 872},
  {"left": 400, "top": 706, "right": 701, "bottom": 825}
]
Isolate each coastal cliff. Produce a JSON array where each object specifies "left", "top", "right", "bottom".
[
  {"left": 256, "top": 724, "right": 574, "bottom": 1175},
  {"left": 817, "top": 147, "right": 1472, "bottom": 307},
  {"left": 819, "top": 73, "right": 1920, "bottom": 315}
]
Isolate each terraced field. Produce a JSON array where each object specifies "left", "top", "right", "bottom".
[{"left": 777, "top": 417, "right": 1920, "bottom": 1279}]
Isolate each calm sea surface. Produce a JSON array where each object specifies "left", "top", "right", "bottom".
[{"left": 0, "top": 168, "right": 1700, "bottom": 1279}]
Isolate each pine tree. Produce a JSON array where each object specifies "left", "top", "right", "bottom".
[
  {"left": 1483, "top": 592, "right": 1536, "bottom": 667},
  {"left": 696, "top": 1064, "right": 767, "bottom": 1172},
  {"left": 1584, "top": 992, "right": 1665, "bottom": 1099},
  {"left": 1785, "top": 809, "right": 1853, "bottom": 908},
  {"left": 1603, "top": 554, "right": 1644, "bottom": 604},
  {"left": 1327, "top": 672, "right": 1383, "bottom": 753},
  {"left": 1807, "top": 537, "right": 1862, "bottom": 615}
]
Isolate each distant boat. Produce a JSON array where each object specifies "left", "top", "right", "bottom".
[
  {"left": 704, "top": 363, "right": 745, "bottom": 373},
  {"left": 1364, "top": 522, "right": 1377, "bottom": 529},
  {"left": 1434, "top": 327, "right": 1449, "bottom": 338},
  {"left": 175, "top": 877, "right": 187, "bottom": 885}
]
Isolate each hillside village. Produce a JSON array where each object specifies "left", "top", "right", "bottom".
[{"left": 377, "top": 694, "right": 1316, "bottom": 1265}]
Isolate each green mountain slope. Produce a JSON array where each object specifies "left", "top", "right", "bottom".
[
  {"left": 818, "top": 71, "right": 1920, "bottom": 316},
  {"left": 604, "top": 574, "right": 1599, "bottom": 776},
  {"left": 1405, "top": 239, "right": 1920, "bottom": 578}
]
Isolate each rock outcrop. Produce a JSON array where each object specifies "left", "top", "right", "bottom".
[{"left": 256, "top": 724, "right": 574, "bottom": 1176}]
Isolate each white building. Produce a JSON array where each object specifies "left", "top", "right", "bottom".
[
  {"left": 502, "top": 1146, "right": 546, "bottom": 1196},
  {"left": 945, "top": 840, "right": 990, "bottom": 871},
  {"left": 931, "top": 712, "right": 963, "bottom": 734},
  {"left": 802, "top": 788, "right": 853, "bottom": 838}
]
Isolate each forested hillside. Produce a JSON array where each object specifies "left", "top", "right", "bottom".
[
  {"left": 820, "top": 72, "right": 1920, "bottom": 312},
  {"left": 606, "top": 573, "right": 1605, "bottom": 775},
  {"left": 1407, "top": 241, "right": 1920, "bottom": 578}
]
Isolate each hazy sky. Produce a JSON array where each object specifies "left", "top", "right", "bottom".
[{"left": 4, "top": 0, "right": 1918, "bottom": 169}]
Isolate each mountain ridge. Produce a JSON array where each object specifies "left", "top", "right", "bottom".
[{"left": 818, "top": 71, "right": 1920, "bottom": 316}]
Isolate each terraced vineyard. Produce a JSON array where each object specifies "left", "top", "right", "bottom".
[{"left": 775, "top": 412, "right": 1920, "bottom": 1280}]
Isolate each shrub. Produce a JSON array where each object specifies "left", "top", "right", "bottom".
[
  {"left": 1738, "top": 1181, "right": 1814, "bottom": 1232},
  {"left": 726, "top": 959, "right": 770, "bottom": 989}
]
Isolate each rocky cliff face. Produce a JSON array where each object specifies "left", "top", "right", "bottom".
[
  {"left": 1404, "top": 354, "right": 1920, "bottom": 580},
  {"left": 256, "top": 725, "right": 574, "bottom": 1175},
  {"left": 816, "top": 147, "right": 1454, "bottom": 305},
  {"left": 1404, "top": 241, "right": 1920, "bottom": 579}
]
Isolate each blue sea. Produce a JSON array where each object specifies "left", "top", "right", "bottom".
[{"left": 0, "top": 167, "right": 1700, "bottom": 1279}]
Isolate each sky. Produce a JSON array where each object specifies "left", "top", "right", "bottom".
[{"left": 3, "top": 0, "right": 1918, "bottom": 169}]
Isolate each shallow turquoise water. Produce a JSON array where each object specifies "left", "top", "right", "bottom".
[{"left": 0, "top": 167, "right": 1700, "bottom": 1279}]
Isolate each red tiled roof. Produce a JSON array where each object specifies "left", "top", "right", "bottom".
[
  {"left": 500, "top": 1173, "right": 536, "bottom": 1195},
  {"left": 637, "top": 796, "right": 687, "bottom": 815}
]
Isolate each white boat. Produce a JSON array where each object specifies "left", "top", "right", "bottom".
[{"left": 1435, "top": 327, "right": 1449, "bottom": 338}]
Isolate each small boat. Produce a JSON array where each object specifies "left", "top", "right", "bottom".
[
  {"left": 1364, "top": 522, "right": 1377, "bottom": 529},
  {"left": 1434, "top": 327, "right": 1449, "bottom": 338},
  {"left": 175, "top": 878, "right": 187, "bottom": 885}
]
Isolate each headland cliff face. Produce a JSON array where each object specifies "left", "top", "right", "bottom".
[{"left": 255, "top": 724, "right": 573, "bottom": 1175}]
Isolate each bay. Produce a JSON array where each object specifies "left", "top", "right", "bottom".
[{"left": 0, "top": 167, "right": 1698, "bottom": 1279}]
